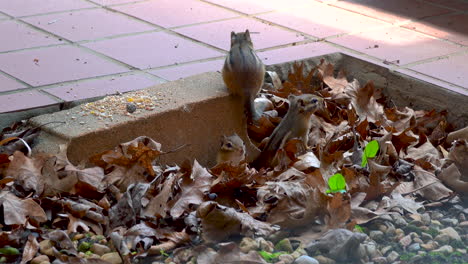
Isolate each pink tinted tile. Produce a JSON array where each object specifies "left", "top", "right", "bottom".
[
  {"left": 83, "top": 32, "right": 222, "bottom": 69},
  {"left": 409, "top": 52, "right": 468, "bottom": 88},
  {"left": 258, "top": 42, "right": 340, "bottom": 65},
  {"left": 89, "top": 0, "right": 146, "bottom": 5},
  {"left": 331, "top": 0, "right": 451, "bottom": 24},
  {"left": 203, "top": 0, "right": 273, "bottom": 14},
  {"left": 257, "top": 4, "right": 388, "bottom": 38},
  {"left": 149, "top": 59, "right": 224, "bottom": 80},
  {"left": 44, "top": 73, "right": 160, "bottom": 101},
  {"left": 112, "top": 0, "right": 238, "bottom": 28},
  {"left": 23, "top": 9, "right": 155, "bottom": 42},
  {"left": 0, "top": 90, "right": 57, "bottom": 113},
  {"left": 424, "top": 0, "right": 468, "bottom": 11},
  {"left": 0, "top": 0, "right": 96, "bottom": 17},
  {"left": 0, "top": 20, "right": 62, "bottom": 52},
  {"left": 404, "top": 13, "right": 468, "bottom": 46},
  {"left": 174, "top": 17, "right": 307, "bottom": 51},
  {"left": 330, "top": 27, "right": 463, "bottom": 64},
  {"left": 0, "top": 13, "right": 8, "bottom": 20},
  {"left": 0, "top": 45, "right": 129, "bottom": 86},
  {"left": 0, "top": 73, "right": 27, "bottom": 92}
]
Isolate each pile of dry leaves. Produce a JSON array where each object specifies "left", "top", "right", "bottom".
[{"left": 0, "top": 60, "right": 467, "bottom": 264}]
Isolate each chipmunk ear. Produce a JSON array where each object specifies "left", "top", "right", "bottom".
[{"left": 245, "top": 29, "right": 252, "bottom": 42}]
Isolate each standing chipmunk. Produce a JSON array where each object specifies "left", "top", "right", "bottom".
[
  {"left": 222, "top": 29, "right": 265, "bottom": 123},
  {"left": 216, "top": 133, "right": 246, "bottom": 166},
  {"left": 253, "top": 94, "right": 323, "bottom": 168}
]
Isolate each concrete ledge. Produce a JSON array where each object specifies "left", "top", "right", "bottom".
[
  {"left": 30, "top": 72, "right": 258, "bottom": 167},
  {"left": 30, "top": 53, "right": 468, "bottom": 168}
]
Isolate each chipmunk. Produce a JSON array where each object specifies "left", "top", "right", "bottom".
[
  {"left": 253, "top": 94, "right": 323, "bottom": 168},
  {"left": 222, "top": 29, "right": 265, "bottom": 123},
  {"left": 216, "top": 133, "right": 246, "bottom": 166}
]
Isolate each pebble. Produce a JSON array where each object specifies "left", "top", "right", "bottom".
[
  {"left": 386, "top": 251, "right": 399, "bottom": 263},
  {"left": 421, "top": 232, "right": 433, "bottom": 241},
  {"left": 39, "top": 240, "right": 54, "bottom": 256},
  {"left": 431, "top": 212, "right": 444, "bottom": 220},
  {"left": 239, "top": 237, "right": 258, "bottom": 253},
  {"left": 395, "top": 228, "right": 405, "bottom": 239},
  {"left": 278, "top": 254, "right": 294, "bottom": 264},
  {"left": 430, "top": 220, "right": 442, "bottom": 227},
  {"left": 91, "top": 243, "right": 111, "bottom": 256},
  {"left": 434, "top": 233, "right": 450, "bottom": 244},
  {"left": 256, "top": 237, "right": 274, "bottom": 252},
  {"left": 413, "top": 237, "right": 423, "bottom": 244},
  {"left": 73, "top": 234, "right": 85, "bottom": 240},
  {"left": 458, "top": 221, "right": 468, "bottom": 228},
  {"left": 101, "top": 252, "right": 122, "bottom": 264},
  {"left": 399, "top": 235, "right": 412, "bottom": 248},
  {"left": 421, "top": 213, "right": 431, "bottom": 225},
  {"left": 421, "top": 241, "right": 438, "bottom": 250},
  {"left": 439, "top": 227, "right": 461, "bottom": 241},
  {"left": 293, "top": 256, "right": 319, "bottom": 264},
  {"left": 440, "top": 218, "right": 458, "bottom": 226},
  {"left": 31, "top": 255, "right": 49, "bottom": 264},
  {"left": 313, "top": 255, "right": 335, "bottom": 264},
  {"left": 432, "top": 245, "right": 454, "bottom": 253},
  {"left": 372, "top": 256, "right": 387, "bottom": 264},
  {"left": 392, "top": 215, "right": 408, "bottom": 227},
  {"left": 381, "top": 246, "right": 392, "bottom": 256},
  {"left": 410, "top": 255, "right": 423, "bottom": 262},
  {"left": 408, "top": 243, "right": 420, "bottom": 252},
  {"left": 369, "top": 231, "right": 384, "bottom": 242},
  {"left": 275, "top": 239, "right": 294, "bottom": 253}
]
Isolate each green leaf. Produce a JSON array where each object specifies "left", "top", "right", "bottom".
[
  {"left": 354, "top": 225, "right": 364, "bottom": 233},
  {"left": 361, "top": 140, "right": 379, "bottom": 167},
  {"left": 326, "top": 173, "right": 346, "bottom": 193},
  {"left": 258, "top": 251, "right": 286, "bottom": 263},
  {"left": 0, "top": 246, "right": 20, "bottom": 256}
]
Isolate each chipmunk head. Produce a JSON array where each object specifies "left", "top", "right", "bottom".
[
  {"left": 288, "top": 94, "right": 323, "bottom": 115},
  {"left": 230, "top": 29, "right": 253, "bottom": 49},
  {"left": 220, "top": 133, "right": 245, "bottom": 154}
]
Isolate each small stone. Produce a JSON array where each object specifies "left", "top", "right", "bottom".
[
  {"left": 369, "top": 231, "right": 384, "bottom": 242},
  {"left": 386, "top": 225, "right": 396, "bottom": 236},
  {"left": 413, "top": 237, "right": 423, "bottom": 244},
  {"left": 421, "top": 213, "right": 431, "bottom": 225},
  {"left": 239, "top": 237, "right": 258, "bottom": 253},
  {"left": 392, "top": 215, "right": 408, "bottom": 227},
  {"left": 458, "top": 221, "right": 468, "bottom": 228},
  {"left": 364, "top": 242, "right": 381, "bottom": 259},
  {"left": 275, "top": 239, "right": 294, "bottom": 253},
  {"left": 456, "top": 248, "right": 466, "bottom": 254},
  {"left": 439, "top": 227, "right": 461, "bottom": 241},
  {"left": 459, "top": 213, "right": 466, "bottom": 222},
  {"left": 432, "top": 245, "right": 454, "bottom": 253},
  {"left": 91, "top": 243, "right": 111, "bottom": 256},
  {"left": 290, "top": 247, "right": 307, "bottom": 259},
  {"left": 440, "top": 218, "right": 458, "bottom": 226},
  {"left": 409, "top": 214, "right": 421, "bottom": 222},
  {"left": 39, "top": 262, "right": 51, "bottom": 264},
  {"left": 410, "top": 255, "right": 423, "bottom": 263},
  {"left": 73, "top": 234, "right": 85, "bottom": 240},
  {"left": 293, "top": 255, "right": 319, "bottom": 264},
  {"left": 399, "top": 235, "right": 412, "bottom": 248},
  {"left": 430, "top": 220, "right": 442, "bottom": 227},
  {"left": 386, "top": 251, "right": 399, "bottom": 263},
  {"left": 39, "top": 240, "right": 54, "bottom": 256},
  {"left": 431, "top": 211, "right": 444, "bottom": 220},
  {"left": 408, "top": 243, "right": 420, "bottom": 252},
  {"left": 381, "top": 246, "right": 392, "bottom": 256},
  {"left": 278, "top": 254, "right": 294, "bottom": 264},
  {"left": 126, "top": 103, "right": 137, "bottom": 113},
  {"left": 31, "top": 255, "right": 49, "bottom": 264},
  {"left": 378, "top": 225, "right": 388, "bottom": 233},
  {"left": 395, "top": 228, "right": 405, "bottom": 239},
  {"left": 421, "top": 232, "right": 433, "bottom": 242},
  {"left": 256, "top": 237, "right": 274, "bottom": 252},
  {"left": 313, "top": 255, "right": 336, "bottom": 264},
  {"left": 409, "top": 219, "right": 423, "bottom": 227},
  {"left": 434, "top": 233, "right": 450, "bottom": 244},
  {"left": 372, "top": 256, "right": 387, "bottom": 264},
  {"left": 101, "top": 252, "right": 122, "bottom": 264},
  {"left": 421, "top": 241, "right": 438, "bottom": 250}
]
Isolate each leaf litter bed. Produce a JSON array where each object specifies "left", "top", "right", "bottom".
[{"left": 0, "top": 60, "right": 467, "bottom": 264}]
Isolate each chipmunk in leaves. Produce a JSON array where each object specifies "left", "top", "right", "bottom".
[
  {"left": 216, "top": 133, "right": 246, "bottom": 166},
  {"left": 222, "top": 29, "right": 265, "bottom": 123},
  {"left": 253, "top": 94, "right": 323, "bottom": 168}
]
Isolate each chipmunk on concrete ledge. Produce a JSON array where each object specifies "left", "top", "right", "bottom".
[
  {"left": 222, "top": 29, "right": 265, "bottom": 124},
  {"left": 253, "top": 94, "right": 323, "bottom": 169},
  {"left": 216, "top": 133, "right": 246, "bottom": 166}
]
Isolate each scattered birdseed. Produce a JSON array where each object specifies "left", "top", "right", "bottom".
[{"left": 80, "top": 90, "right": 160, "bottom": 119}]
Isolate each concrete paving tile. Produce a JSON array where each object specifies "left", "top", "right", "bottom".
[
  {"left": 22, "top": 8, "right": 156, "bottom": 42},
  {"left": 409, "top": 52, "right": 468, "bottom": 89},
  {"left": 0, "top": 20, "right": 62, "bottom": 52},
  {"left": 111, "top": 0, "right": 238, "bottom": 28},
  {"left": 0, "top": 0, "right": 97, "bottom": 17},
  {"left": 0, "top": 13, "right": 9, "bottom": 20},
  {"left": 174, "top": 17, "right": 307, "bottom": 51},
  {"left": 404, "top": 13, "right": 468, "bottom": 46},
  {"left": 423, "top": 0, "right": 468, "bottom": 11},
  {"left": 89, "top": 0, "right": 146, "bottom": 6},
  {"left": 0, "top": 45, "right": 129, "bottom": 86},
  {"left": 202, "top": 0, "right": 273, "bottom": 14},
  {"left": 331, "top": 0, "right": 452, "bottom": 24},
  {"left": 149, "top": 59, "right": 224, "bottom": 81},
  {"left": 0, "top": 73, "right": 27, "bottom": 92},
  {"left": 83, "top": 32, "right": 222, "bottom": 69},
  {"left": 396, "top": 68, "right": 468, "bottom": 96},
  {"left": 258, "top": 42, "right": 340, "bottom": 65},
  {"left": 0, "top": 90, "right": 58, "bottom": 113},
  {"left": 44, "top": 73, "right": 160, "bottom": 101},
  {"left": 330, "top": 27, "right": 463, "bottom": 65},
  {"left": 257, "top": 4, "right": 388, "bottom": 38}
]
